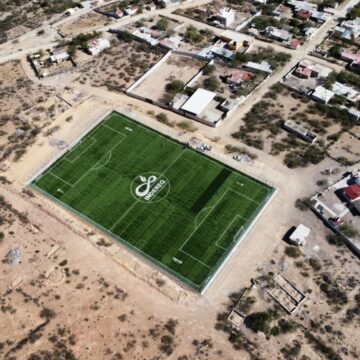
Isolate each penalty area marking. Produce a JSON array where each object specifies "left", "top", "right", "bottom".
[{"left": 48, "top": 125, "right": 126, "bottom": 188}]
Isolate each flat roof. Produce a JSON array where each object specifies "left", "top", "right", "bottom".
[{"left": 181, "top": 88, "right": 216, "bottom": 116}]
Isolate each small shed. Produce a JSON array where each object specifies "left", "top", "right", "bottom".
[{"left": 289, "top": 224, "right": 310, "bottom": 246}]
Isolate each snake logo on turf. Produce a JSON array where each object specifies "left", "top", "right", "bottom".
[{"left": 131, "top": 172, "right": 169, "bottom": 202}]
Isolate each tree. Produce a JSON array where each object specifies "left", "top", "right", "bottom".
[
  {"left": 184, "top": 25, "right": 202, "bottom": 43},
  {"left": 244, "top": 311, "right": 273, "bottom": 333},
  {"left": 329, "top": 44, "right": 342, "bottom": 58},
  {"left": 165, "top": 79, "right": 184, "bottom": 93},
  {"left": 154, "top": 18, "right": 169, "bottom": 31},
  {"left": 203, "top": 76, "right": 220, "bottom": 92},
  {"left": 203, "top": 64, "right": 215, "bottom": 76}
]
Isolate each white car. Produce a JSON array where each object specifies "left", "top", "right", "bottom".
[
  {"left": 203, "top": 144, "right": 212, "bottom": 151},
  {"left": 197, "top": 145, "right": 206, "bottom": 152},
  {"left": 233, "top": 155, "right": 243, "bottom": 162}
]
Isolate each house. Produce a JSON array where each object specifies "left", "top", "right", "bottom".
[
  {"left": 211, "top": 46, "right": 234, "bottom": 60},
  {"left": 348, "top": 107, "right": 360, "bottom": 120},
  {"left": 146, "top": 3, "right": 157, "bottom": 11},
  {"left": 350, "top": 60, "right": 360, "bottom": 73},
  {"left": 79, "top": 1, "right": 92, "bottom": 8},
  {"left": 215, "top": 8, "right": 235, "bottom": 27},
  {"left": 331, "top": 82, "right": 360, "bottom": 102},
  {"left": 310, "top": 11, "right": 330, "bottom": 23},
  {"left": 296, "top": 60, "right": 332, "bottom": 78},
  {"left": 220, "top": 30, "right": 253, "bottom": 50},
  {"left": 225, "top": 69, "right": 251, "bottom": 85},
  {"left": 287, "top": 0, "right": 317, "bottom": 12},
  {"left": 87, "top": 38, "right": 110, "bottom": 55},
  {"left": 132, "top": 27, "right": 160, "bottom": 46},
  {"left": 50, "top": 47, "right": 70, "bottom": 63},
  {"left": 64, "top": 8, "right": 76, "bottom": 16},
  {"left": 294, "top": 64, "right": 312, "bottom": 78},
  {"left": 288, "top": 38, "right": 301, "bottom": 49},
  {"left": 343, "top": 184, "right": 360, "bottom": 202},
  {"left": 158, "top": 35, "right": 183, "bottom": 50},
  {"left": 244, "top": 60, "right": 272, "bottom": 73},
  {"left": 303, "top": 27, "right": 317, "bottom": 39},
  {"left": 311, "top": 86, "right": 334, "bottom": 104},
  {"left": 181, "top": 88, "right": 216, "bottom": 116},
  {"left": 283, "top": 120, "right": 317, "bottom": 143},
  {"left": 340, "top": 49, "right": 360, "bottom": 63},
  {"left": 265, "top": 26, "right": 292, "bottom": 42},
  {"left": 335, "top": 18, "right": 360, "bottom": 40},
  {"left": 297, "top": 9, "right": 312, "bottom": 20},
  {"left": 114, "top": 8, "right": 124, "bottom": 18},
  {"left": 289, "top": 224, "right": 310, "bottom": 246},
  {"left": 124, "top": 6, "right": 138, "bottom": 15}
]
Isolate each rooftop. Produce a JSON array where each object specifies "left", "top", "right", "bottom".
[{"left": 181, "top": 88, "right": 216, "bottom": 116}]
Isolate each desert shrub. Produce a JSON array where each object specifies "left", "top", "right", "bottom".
[
  {"left": 320, "top": 274, "right": 348, "bottom": 306},
  {"left": 295, "top": 198, "right": 312, "bottom": 211},
  {"left": 156, "top": 113, "right": 173, "bottom": 127},
  {"left": 284, "top": 246, "right": 301, "bottom": 258},
  {"left": 278, "top": 319, "right": 297, "bottom": 333},
  {"left": 159, "top": 335, "right": 174, "bottom": 355},
  {"left": 244, "top": 311, "right": 273, "bottom": 333}
]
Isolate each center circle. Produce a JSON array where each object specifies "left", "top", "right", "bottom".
[{"left": 130, "top": 172, "right": 170, "bottom": 203}]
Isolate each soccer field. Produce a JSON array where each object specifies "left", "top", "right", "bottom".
[{"left": 32, "top": 111, "right": 274, "bottom": 291}]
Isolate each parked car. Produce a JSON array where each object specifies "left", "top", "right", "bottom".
[{"left": 233, "top": 155, "right": 243, "bottom": 162}]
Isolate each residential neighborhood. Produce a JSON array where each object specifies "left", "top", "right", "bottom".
[{"left": 0, "top": 0, "right": 359, "bottom": 359}]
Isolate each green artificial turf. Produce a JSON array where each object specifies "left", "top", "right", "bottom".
[{"left": 33, "top": 111, "right": 273, "bottom": 291}]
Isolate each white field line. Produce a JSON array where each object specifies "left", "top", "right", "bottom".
[
  {"left": 179, "top": 188, "right": 260, "bottom": 268},
  {"left": 215, "top": 214, "right": 249, "bottom": 250},
  {"left": 48, "top": 171, "right": 73, "bottom": 187},
  {"left": 195, "top": 206, "right": 214, "bottom": 228},
  {"left": 110, "top": 201, "right": 139, "bottom": 231},
  {"left": 91, "top": 151, "right": 112, "bottom": 171},
  {"left": 64, "top": 137, "right": 96, "bottom": 163},
  {"left": 26, "top": 109, "right": 113, "bottom": 186},
  {"left": 201, "top": 188, "right": 277, "bottom": 294},
  {"left": 49, "top": 126, "right": 126, "bottom": 188},
  {"left": 180, "top": 249, "right": 212, "bottom": 269}
]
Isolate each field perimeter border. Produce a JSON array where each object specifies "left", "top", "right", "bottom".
[{"left": 29, "top": 110, "right": 277, "bottom": 294}]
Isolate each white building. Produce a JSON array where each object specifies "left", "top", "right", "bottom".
[
  {"left": 215, "top": 8, "right": 236, "bottom": 27},
  {"left": 79, "top": 1, "right": 92, "bottom": 8},
  {"left": 331, "top": 82, "right": 360, "bottom": 102},
  {"left": 87, "top": 38, "right": 110, "bottom": 55},
  {"left": 311, "top": 86, "right": 334, "bottom": 104},
  {"left": 283, "top": 120, "right": 317, "bottom": 143},
  {"left": 181, "top": 88, "right": 216, "bottom": 116},
  {"left": 265, "top": 26, "right": 292, "bottom": 42},
  {"left": 50, "top": 47, "right": 70, "bottom": 63},
  {"left": 244, "top": 60, "right": 272, "bottom": 73},
  {"left": 289, "top": 224, "right": 310, "bottom": 246}
]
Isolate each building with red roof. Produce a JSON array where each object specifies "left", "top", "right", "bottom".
[
  {"left": 343, "top": 184, "right": 360, "bottom": 202},
  {"left": 289, "top": 38, "right": 301, "bottom": 49},
  {"left": 225, "top": 69, "right": 251, "bottom": 85},
  {"left": 294, "top": 65, "right": 312, "bottom": 78},
  {"left": 340, "top": 49, "right": 360, "bottom": 63},
  {"left": 297, "top": 9, "right": 312, "bottom": 20}
]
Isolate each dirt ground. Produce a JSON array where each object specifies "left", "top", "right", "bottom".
[
  {"left": 0, "top": 28, "right": 359, "bottom": 358},
  {"left": 130, "top": 55, "right": 205, "bottom": 102},
  {"left": 57, "top": 12, "right": 110, "bottom": 37},
  {"left": 328, "top": 131, "right": 360, "bottom": 164},
  {"left": 75, "top": 36, "right": 164, "bottom": 93}
]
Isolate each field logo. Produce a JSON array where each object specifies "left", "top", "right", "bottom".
[{"left": 131, "top": 172, "right": 169, "bottom": 203}]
